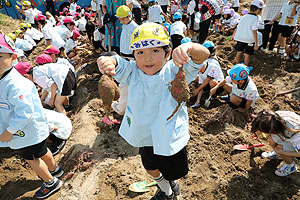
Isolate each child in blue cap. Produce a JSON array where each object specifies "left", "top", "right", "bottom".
[
  {"left": 210, "top": 64, "right": 259, "bottom": 113},
  {"left": 170, "top": 12, "right": 187, "bottom": 49},
  {"left": 97, "top": 23, "right": 209, "bottom": 200}
]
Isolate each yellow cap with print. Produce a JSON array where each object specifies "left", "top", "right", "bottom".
[
  {"left": 115, "top": 5, "right": 131, "bottom": 18},
  {"left": 46, "top": 11, "right": 52, "bottom": 16},
  {"left": 22, "top": 1, "right": 31, "bottom": 6},
  {"left": 15, "top": 29, "right": 23, "bottom": 36},
  {"left": 19, "top": 23, "right": 27, "bottom": 29},
  {"left": 130, "top": 22, "right": 170, "bottom": 51},
  {"left": 7, "top": 33, "right": 16, "bottom": 40},
  {"left": 26, "top": 22, "right": 31, "bottom": 28}
]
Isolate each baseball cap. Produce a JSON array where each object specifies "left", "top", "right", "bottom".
[
  {"left": 63, "top": 7, "right": 68, "bottom": 12},
  {"left": 19, "top": 23, "right": 27, "bottom": 29},
  {"left": 163, "top": 22, "right": 170, "bottom": 33},
  {"left": 130, "top": 23, "right": 170, "bottom": 51},
  {"left": 26, "top": 23, "right": 31, "bottom": 28},
  {"left": 84, "top": 12, "right": 91, "bottom": 18},
  {"left": 202, "top": 41, "right": 215, "bottom": 49},
  {"left": 115, "top": 5, "right": 131, "bottom": 18},
  {"left": 34, "top": 14, "right": 47, "bottom": 21},
  {"left": 7, "top": 33, "right": 16, "bottom": 40},
  {"left": 241, "top": 8, "right": 248, "bottom": 15},
  {"left": 14, "top": 62, "right": 31, "bottom": 76},
  {"left": 72, "top": 30, "right": 81, "bottom": 39},
  {"left": 227, "top": 64, "right": 249, "bottom": 81},
  {"left": 181, "top": 0, "right": 190, "bottom": 6},
  {"left": 35, "top": 54, "right": 52, "bottom": 64},
  {"left": 15, "top": 30, "right": 23, "bottom": 37},
  {"left": 226, "top": 3, "right": 232, "bottom": 7},
  {"left": 223, "top": 6, "right": 230, "bottom": 10},
  {"left": 149, "top": 0, "right": 156, "bottom": 3},
  {"left": 76, "top": 5, "right": 81, "bottom": 9},
  {"left": 251, "top": 0, "right": 264, "bottom": 9},
  {"left": 63, "top": 17, "right": 74, "bottom": 23},
  {"left": 74, "top": 13, "right": 80, "bottom": 17},
  {"left": 0, "top": 34, "right": 15, "bottom": 53},
  {"left": 44, "top": 45, "right": 60, "bottom": 54},
  {"left": 181, "top": 37, "right": 192, "bottom": 44},
  {"left": 173, "top": 12, "right": 182, "bottom": 20}
]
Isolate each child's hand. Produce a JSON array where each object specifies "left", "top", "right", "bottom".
[
  {"left": 274, "top": 146, "right": 284, "bottom": 154},
  {"left": 172, "top": 42, "right": 193, "bottom": 67},
  {"left": 48, "top": 97, "right": 55, "bottom": 107},
  {"left": 0, "top": 130, "right": 13, "bottom": 142},
  {"left": 254, "top": 43, "right": 259, "bottom": 50},
  {"left": 97, "top": 56, "right": 116, "bottom": 76}
]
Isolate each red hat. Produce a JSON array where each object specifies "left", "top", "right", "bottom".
[
  {"left": 90, "top": 13, "right": 95, "bottom": 17},
  {"left": 73, "top": 13, "right": 80, "bottom": 17},
  {"left": 76, "top": 5, "right": 81, "bottom": 9},
  {"left": 63, "top": 7, "right": 68, "bottom": 12},
  {"left": 59, "top": 11, "right": 63, "bottom": 15},
  {"left": 72, "top": 30, "right": 81, "bottom": 39},
  {"left": 63, "top": 17, "right": 74, "bottom": 23},
  {"left": 43, "top": 45, "right": 60, "bottom": 54},
  {"left": 84, "top": 12, "right": 91, "bottom": 18},
  {"left": 67, "top": 12, "right": 72, "bottom": 16},
  {"left": 35, "top": 54, "right": 52, "bottom": 64},
  {"left": 34, "top": 14, "right": 47, "bottom": 21},
  {"left": 14, "top": 62, "right": 31, "bottom": 76},
  {"left": 0, "top": 34, "right": 15, "bottom": 53}
]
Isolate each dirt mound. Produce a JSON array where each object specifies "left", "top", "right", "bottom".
[{"left": 0, "top": 13, "right": 300, "bottom": 200}]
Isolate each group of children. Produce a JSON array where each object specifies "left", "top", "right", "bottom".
[{"left": 0, "top": 0, "right": 299, "bottom": 199}]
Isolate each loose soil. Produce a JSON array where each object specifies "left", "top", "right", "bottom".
[{"left": 0, "top": 6, "right": 299, "bottom": 200}]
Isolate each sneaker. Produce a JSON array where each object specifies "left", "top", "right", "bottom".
[
  {"left": 35, "top": 177, "right": 63, "bottom": 199},
  {"left": 190, "top": 104, "right": 200, "bottom": 109},
  {"left": 48, "top": 140, "right": 66, "bottom": 156},
  {"left": 150, "top": 189, "right": 174, "bottom": 200},
  {"left": 278, "top": 48, "right": 285, "bottom": 56},
  {"left": 275, "top": 162, "right": 297, "bottom": 177},
  {"left": 169, "top": 181, "right": 181, "bottom": 196},
  {"left": 261, "top": 151, "right": 278, "bottom": 159},
  {"left": 50, "top": 166, "right": 64, "bottom": 178},
  {"left": 218, "top": 95, "right": 229, "bottom": 102},
  {"left": 261, "top": 48, "right": 268, "bottom": 53}
]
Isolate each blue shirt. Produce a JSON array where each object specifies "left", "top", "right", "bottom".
[
  {"left": 0, "top": 68, "right": 49, "bottom": 149},
  {"left": 112, "top": 55, "right": 205, "bottom": 156}
]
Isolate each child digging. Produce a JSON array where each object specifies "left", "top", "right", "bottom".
[
  {"left": 0, "top": 34, "right": 63, "bottom": 199},
  {"left": 97, "top": 23, "right": 209, "bottom": 199}
]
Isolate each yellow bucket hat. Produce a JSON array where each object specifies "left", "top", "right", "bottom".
[
  {"left": 22, "top": 1, "right": 31, "bottom": 6},
  {"left": 26, "top": 23, "right": 32, "bottom": 28},
  {"left": 19, "top": 23, "right": 27, "bottom": 29},
  {"left": 7, "top": 33, "right": 16, "bottom": 40},
  {"left": 115, "top": 5, "right": 131, "bottom": 18},
  {"left": 130, "top": 23, "right": 170, "bottom": 51},
  {"left": 15, "top": 29, "right": 23, "bottom": 36}
]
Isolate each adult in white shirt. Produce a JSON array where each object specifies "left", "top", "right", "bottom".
[{"left": 157, "top": 0, "right": 170, "bottom": 13}]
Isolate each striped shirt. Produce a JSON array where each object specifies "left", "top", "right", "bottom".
[{"left": 261, "top": 0, "right": 285, "bottom": 21}]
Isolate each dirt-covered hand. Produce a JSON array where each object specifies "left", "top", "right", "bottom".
[
  {"left": 97, "top": 56, "right": 116, "bottom": 76},
  {"left": 172, "top": 42, "right": 193, "bottom": 67},
  {"left": 0, "top": 130, "right": 13, "bottom": 142}
]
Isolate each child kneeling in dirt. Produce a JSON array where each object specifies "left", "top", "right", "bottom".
[
  {"left": 286, "top": 31, "right": 300, "bottom": 61},
  {"left": 210, "top": 64, "right": 259, "bottom": 114},
  {"left": 251, "top": 110, "right": 300, "bottom": 176},
  {"left": 97, "top": 23, "right": 209, "bottom": 199},
  {"left": 27, "top": 54, "right": 76, "bottom": 115},
  {"left": 190, "top": 41, "right": 224, "bottom": 108},
  {"left": 0, "top": 34, "right": 63, "bottom": 199}
]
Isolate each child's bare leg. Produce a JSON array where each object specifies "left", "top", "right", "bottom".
[
  {"left": 67, "top": 52, "right": 76, "bottom": 59},
  {"left": 244, "top": 53, "right": 250, "bottom": 66},
  {"left": 64, "top": 96, "right": 69, "bottom": 105},
  {"left": 223, "top": 83, "right": 233, "bottom": 94},
  {"left": 268, "top": 136, "right": 278, "bottom": 149},
  {"left": 26, "top": 158, "right": 53, "bottom": 182},
  {"left": 146, "top": 169, "right": 161, "bottom": 177},
  {"left": 234, "top": 51, "right": 242, "bottom": 64},
  {"left": 278, "top": 34, "right": 286, "bottom": 48},
  {"left": 54, "top": 95, "right": 67, "bottom": 115},
  {"left": 41, "top": 148, "right": 56, "bottom": 171},
  {"left": 194, "top": 89, "right": 203, "bottom": 105},
  {"left": 209, "top": 79, "right": 218, "bottom": 89},
  {"left": 229, "top": 94, "right": 242, "bottom": 107},
  {"left": 286, "top": 46, "right": 292, "bottom": 56}
]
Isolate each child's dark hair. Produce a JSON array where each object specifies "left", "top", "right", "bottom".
[
  {"left": 251, "top": 110, "right": 300, "bottom": 138},
  {"left": 182, "top": 13, "right": 189, "bottom": 25},
  {"left": 250, "top": 5, "right": 260, "bottom": 12},
  {"left": 207, "top": 47, "right": 215, "bottom": 56}
]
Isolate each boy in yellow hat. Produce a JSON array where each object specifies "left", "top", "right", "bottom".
[
  {"left": 15, "top": 29, "right": 34, "bottom": 56},
  {"left": 97, "top": 23, "right": 209, "bottom": 199},
  {"left": 15, "top": 1, "right": 35, "bottom": 25}
]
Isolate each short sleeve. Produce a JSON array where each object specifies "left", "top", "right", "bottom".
[
  {"left": 245, "top": 90, "right": 257, "bottom": 101},
  {"left": 225, "top": 76, "right": 232, "bottom": 83},
  {"left": 251, "top": 20, "right": 259, "bottom": 30}
]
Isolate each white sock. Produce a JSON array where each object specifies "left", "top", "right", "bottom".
[
  {"left": 286, "top": 162, "right": 295, "bottom": 168},
  {"left": 153, "top": 174, "right": 172, "bottom": 196}
]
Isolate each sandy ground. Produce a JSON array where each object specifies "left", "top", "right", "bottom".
[{"left": 0, "top": 6, "right": 300, "bottom": 200}]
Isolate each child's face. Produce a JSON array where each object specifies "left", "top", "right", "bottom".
[
  {"left": 119, "top": 16, "right": 130, "bottom": 25},
  {"left": 134, "top": 47, "right": 171, "bottom": 75},
  {"left": 297, "top": 35, "right": 300, "bottom": 43},
  {"left": 0, "top": 53, "right": 16, "bottom": 75}
]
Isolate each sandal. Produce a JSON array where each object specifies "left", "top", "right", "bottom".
[{"left": 102, "top": 117, "right": 112, "bottom": 125}]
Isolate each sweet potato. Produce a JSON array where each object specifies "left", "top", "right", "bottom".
[
  {"left": 167, "top": 67, "right": 190, "bottom": 120},
  {"left": 98, "top": 75, "right": 120, "bottom": 113}
]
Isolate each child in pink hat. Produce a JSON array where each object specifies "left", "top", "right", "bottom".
[{"left": 0, "top": 34, "right": 63, "bottom": 199}]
